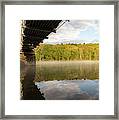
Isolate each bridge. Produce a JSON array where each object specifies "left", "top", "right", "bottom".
[
  {"left": 20, "top": 20, "right": 69, "bottom": 64},
  {"left": 20, "top": 20, "right": 69, "bottom": 100}
]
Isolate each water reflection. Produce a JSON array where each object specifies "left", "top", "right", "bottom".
[
  {"left": 20, "top": 61, "right": 99, "bottom": 100},
  {"left": 20, "top": 65, "right": 45, "bottom": 100},
  {"left": 35, "top": 61, "right": 99, "bottom": 81},
  {"left": 35, "top": 80, "right": 99, "bottom": 100}
]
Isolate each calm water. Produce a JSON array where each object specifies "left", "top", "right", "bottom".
[{"left": 20, "top": 61, "right": 99, "bottom": 100}]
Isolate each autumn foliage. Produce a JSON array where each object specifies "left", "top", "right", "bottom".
[{"left": 34, "top": 43, "right": 99, "bottom": 61}]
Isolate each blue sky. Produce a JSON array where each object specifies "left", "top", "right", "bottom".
[{"left": 44, "top": 20, "right": 99, "bottom": 44}]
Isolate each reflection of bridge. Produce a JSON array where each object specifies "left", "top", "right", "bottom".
[
  {"left": 21, "top": 65, "right": 45, "bottom": 100},
  {"left": 21, "top": 20, "right": 66, "bottom": 64}
]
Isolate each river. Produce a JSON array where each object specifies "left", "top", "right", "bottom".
[{"left": 20, "top": 61, "right": 99, "bottom": 100}]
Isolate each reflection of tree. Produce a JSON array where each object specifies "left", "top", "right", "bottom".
[
  {"left": 34, "top": 61, "right": 99, "bottom": 81},
  {"left": 21, "top": 65, "right": 45, "bottom": 100}
]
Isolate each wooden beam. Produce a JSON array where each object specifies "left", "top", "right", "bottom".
[
  {"left": 22, "top": 26, "right": 56, "bottom": 33},
  {"left": 23, "top": 35, "right": 48, "bottom": 39}
]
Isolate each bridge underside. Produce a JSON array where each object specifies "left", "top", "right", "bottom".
[{"left": 21, "top": 20, "right": 62, "bottom": 64}]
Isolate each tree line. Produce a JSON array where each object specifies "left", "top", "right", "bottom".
[{"left": 34, "top": 43, "right": 99, "bottom": 61}]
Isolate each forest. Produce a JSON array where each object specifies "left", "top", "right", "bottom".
[{"left": 34, "top": 43, "right": 99, "bottom": 61}]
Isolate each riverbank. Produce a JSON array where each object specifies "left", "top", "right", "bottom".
[
  {"left": 36, "top": 60, "right": 99, "bottom": 65},
  {"left": 35, "top": 43, "right": 99, "bottom": 61}
]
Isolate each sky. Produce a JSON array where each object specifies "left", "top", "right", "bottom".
[{"left": 43, "top": 20, "right": 99, "bottom": 44}]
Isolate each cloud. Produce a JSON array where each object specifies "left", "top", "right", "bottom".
[
  {"left": 44, "top": 20, "right": 99, "bottom": 44},
  {"left": 67, "top": 20, "right": 99, "bottom": 31}
]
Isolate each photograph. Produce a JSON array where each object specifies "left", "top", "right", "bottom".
[
  {"left": 20, "top": 20, "right": 99, "bottom": 100},
  {"left": 3, "top": 2, "right": 117, "bottom": 118}
]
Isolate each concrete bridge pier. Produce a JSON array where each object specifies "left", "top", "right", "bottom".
[{"left": 23, "top": 50, "right": 36, "bottom": 65}]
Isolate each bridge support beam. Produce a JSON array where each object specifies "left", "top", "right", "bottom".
[{"left": 24, "top": 51, "right": 36, "bottom": 65}]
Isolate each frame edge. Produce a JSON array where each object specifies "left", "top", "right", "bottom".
[{"left": 1, "top": 0, "right": 119, "bottom": 120}]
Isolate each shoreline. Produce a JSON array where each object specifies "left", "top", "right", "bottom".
[{"left": 36, "top": 60, "right": 99, "bottom": 65}]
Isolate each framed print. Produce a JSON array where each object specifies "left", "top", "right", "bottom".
[{"left": 0, "top": 0, "right": 119, "bottom": 119}]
